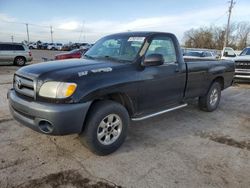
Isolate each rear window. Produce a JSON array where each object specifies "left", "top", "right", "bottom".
[{"left": 13, "top": 45, "right": 25, "bottom": 51}]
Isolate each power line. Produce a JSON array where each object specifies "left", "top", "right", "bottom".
[{"left": 212, "top": 11, "right": 228, "bottom": 24}]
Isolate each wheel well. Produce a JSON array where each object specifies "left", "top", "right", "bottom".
[
  {"left": 14, "top": 56, "right": 26, "bottom": 63},
  {"left": 212, "top": 76, "right": 224, "bottom": 90},
  {"left": 81, "top": 93, "right": 134, "bottom": 133},
  {"left": 91, "top": 93, "right": 134, "bottom": 116}
]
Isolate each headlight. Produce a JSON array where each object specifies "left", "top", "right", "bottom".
[{"left": 39, "top": 82, "right": 77, "bottom": 99}]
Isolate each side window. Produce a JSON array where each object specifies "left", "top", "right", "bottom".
[
  {"left": 146, "top": 36, "right": 177, "bottom": 63},
  {"left": 0, "top": 44, "right": 13, "bottom": 51},
  {"left": 205, "top": 52, "right": 212, "bottom": 57},
  {"left": 224, "top": 48, "right": 236, "bottom": 57}
]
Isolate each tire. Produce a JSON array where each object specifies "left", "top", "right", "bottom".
[
  {"left": 51, "top": 47, "right": 56, "bottom": 50},
  {"left": 199, "top": 82, "right": 221, "bottom": 112},
  {"left": 79, "top": 100, "right": 129, "bottom": 155},
  {"left": 14, "top": 56, "right": 26, "bottom": 66}
]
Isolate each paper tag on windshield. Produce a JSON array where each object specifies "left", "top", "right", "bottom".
[{"left": 128, "top": 37, "right": 145, "bottom": 42}]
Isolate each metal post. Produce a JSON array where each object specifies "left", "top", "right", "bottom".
[
  {"left": 50, "top": 26, "right": 53, "bottom": 43},
  {"left": 223, "top": 0, "right": 235, "bottom": 48},
  {"left": 26, "top": 23, "right": 30, "bottom": 43}
]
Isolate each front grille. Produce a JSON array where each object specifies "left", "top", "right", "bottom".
[
  {"left": 14, "top": 75, "right": 35, "bottom": 98},
  {"left": 235, "top": 61, "right": 250, "bottom": 69}
]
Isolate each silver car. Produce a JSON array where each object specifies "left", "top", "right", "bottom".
[{"left": 0, "top": 43, "right": 33, "bottom": 66}]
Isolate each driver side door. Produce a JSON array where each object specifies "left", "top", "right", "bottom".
[{"left": 137, "top": 35, "right": 186, "bottom": 114}]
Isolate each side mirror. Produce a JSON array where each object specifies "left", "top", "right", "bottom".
[
  {"left": 142, "top": 54, "right": 164, "bottom": 67},
  {"left": 223, "top": 51, "right": 229, "bottom": 57}
]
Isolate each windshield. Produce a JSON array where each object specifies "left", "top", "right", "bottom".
[
  {"left": 239, "top": 48, "right": 250, "bottom": 56},
  {"left": 84, "top": 35, "right": 145, "bottom": 62}
]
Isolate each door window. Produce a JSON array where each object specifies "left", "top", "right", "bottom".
[
  {"left": 0, "top": 44, "right": 14, "bottom": 51},
  {"left": 146, "top": 36, "right": 177, "bottom": 63}
]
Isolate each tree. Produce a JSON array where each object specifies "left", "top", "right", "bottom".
[
  {"left": 235, "top": 21, "right": 250, "bottom": 49},
  {"left": 183, "top": 22, "right": 250, "bottom": 50},
  {"left": 183, "top": 27, "right": 214, "bottom": 49}
]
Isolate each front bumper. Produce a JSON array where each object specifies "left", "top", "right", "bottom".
[
  {"left": 234, "top": 69, "right": 250, "bottom": 82},
  {"left": 8, "top": 89, "right": 91, "bottom": 135}
]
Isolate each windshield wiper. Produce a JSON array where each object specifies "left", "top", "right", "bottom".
[
  {"left": 99, "top": 55, "right": 131, "bottom": 63},
  {"left": 84, "top": 54, "right": 94, "bottom": 59}
]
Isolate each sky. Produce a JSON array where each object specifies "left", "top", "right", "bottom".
[{"left": 0, "top": 0, "right": 250, "bottom": 44}]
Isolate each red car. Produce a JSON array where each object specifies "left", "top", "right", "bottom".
[{"left": 55, "top": 49, "right": 87, "bottom": 60}]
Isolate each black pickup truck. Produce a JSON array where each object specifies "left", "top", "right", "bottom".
[{"left": 8, "top": 32, "right": 235, "bottom": 155}]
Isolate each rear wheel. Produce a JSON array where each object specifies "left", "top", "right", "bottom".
[
  {"left": 79, "top": 100, "right": 129, "bottom": 155},
  {"left": 199, "top": 82, "right": 221, "bottom": 112},
  {"left": 14, "top": 56, "right": 26, "bottom": 66}
]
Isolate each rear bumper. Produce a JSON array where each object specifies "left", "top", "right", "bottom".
[
  {"left": 26, "top": 56, "right": 33, "bottom": 62},
  {"left": 8, "top": 89, "right": 91, "bottom": 135}
]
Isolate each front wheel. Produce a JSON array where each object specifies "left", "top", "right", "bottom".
[
  {"left": 199, "top": 82, "right": 221, "bottom": 112},
  {"left": 79, "top": 100, "right": 129, "bottom": 155}
]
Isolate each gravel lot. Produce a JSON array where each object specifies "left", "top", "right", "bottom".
[{"left": 0, "top": 50, "right": 250, "bottom": 188}]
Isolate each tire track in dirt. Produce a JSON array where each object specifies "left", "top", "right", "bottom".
[{"left": 197, "top": 132, "right": 250, "bottom": 150}]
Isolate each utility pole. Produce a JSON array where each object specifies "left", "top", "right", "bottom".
[
  {"left": 223, "top": 0, "right": 236, "bottom": 48},
  {"left": 11, "top": 35, "right": 14, "bottom": 42},
  {"left": 26, "top": 23, "right": 30, "bottom": 43},
  {"left": 50, "top": 26, "right": 54, "bottom": 43}
]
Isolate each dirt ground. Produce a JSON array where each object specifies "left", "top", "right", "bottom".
[{"left": 0, "top": 50, "right": 250, "bottom": 188}]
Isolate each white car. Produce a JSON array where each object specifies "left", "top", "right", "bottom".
[
  {"left": 183, "top": 51, "right": 218, "bottom": 61},
  {"left": 47, "top": 43, "right": 63, "bottom": 50},
  {"left": 28, "top": 42, "right": 37, "bottom": 49}
]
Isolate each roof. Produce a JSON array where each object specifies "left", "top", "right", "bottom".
[{"left": 104, "top": 31, "right": 175, "bottom": 37}]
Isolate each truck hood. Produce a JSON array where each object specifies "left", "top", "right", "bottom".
[
  {"left": 234, "top": 55, "right": 250, "bottom": 61},
  {"left": 16, "top": 58, "right": 126, "bottom": 80}
]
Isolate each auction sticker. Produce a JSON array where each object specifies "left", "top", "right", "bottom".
[{"left": 128, "top": 37, "right": 145, "bottom": 42}]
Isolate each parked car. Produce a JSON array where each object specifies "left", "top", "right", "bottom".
[
  {"left": 8, "top": 32, "right": 234, "bottom": 155},
  {"left": 40, "top": 43, "right": 49, "bottom": 50},
  {"left": 55, "top": 49, "right": 88, "bottom": 60},
  {"left": 233, "top": 47, "right": 250, "bottom": 81},
  {"left": 62, "top": 43, "right": 91, "bottom": 51},
  {"left": 47, "top": 43, "right": 63, "bottom": 50},
  {"left": 183, "top": 51, "right": 217, "bottom": 61},
  {"left": 0, "top": 42, "right": 33, "bottom": 66},
  {"left": 28, "top": 42, "right": 37, "bottom": 49}
]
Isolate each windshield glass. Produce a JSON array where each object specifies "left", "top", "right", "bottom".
[
  {"left": 84, "top": 35, "right": 145, "bottom": 62},
  {"left": 239, "top": 48, "right": 250, "bottom": 56}
]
